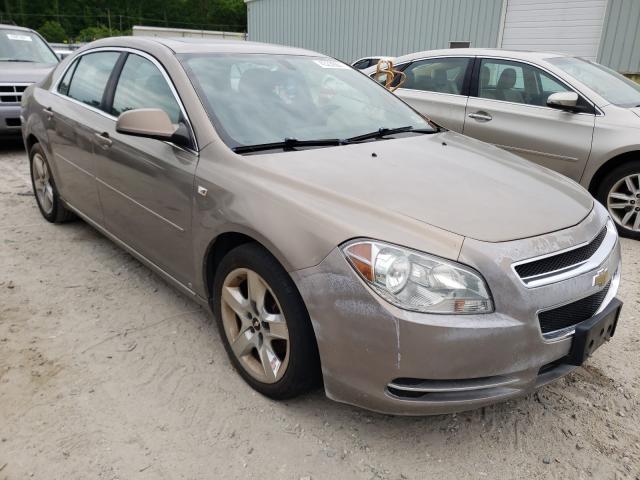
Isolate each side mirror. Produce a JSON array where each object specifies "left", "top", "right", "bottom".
[
  {"left": 116, "top": 108, "right": 177, "bottom": 140},
  {"left": 547, "top": 91, "right": 579, "bottom": 111}
]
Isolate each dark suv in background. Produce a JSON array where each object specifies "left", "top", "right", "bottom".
[{"left": 0, "top": 24, "right": 58, "bottom": 136}]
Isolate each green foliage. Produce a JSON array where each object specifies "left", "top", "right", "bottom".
[
  {"left": 0, "top": 0, "right": 247, "bottom": 43},
  {"left": 38, "top": 20, "right": 67, "bottom": 43},
  {"left": 78, "top": 25, "right": 131, "bottom": 42},
  {"left": 77, "top": 25, "right": 118, "bottom": 42}
]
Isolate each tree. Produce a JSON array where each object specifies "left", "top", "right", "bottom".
[
  {"left": 76, "top": 25, "right": 113, "bottom": 42},
  {"left": 38, "top": 20, "right": 67, "bottom": 43},
  {"left": 1, "top": 0, "right": 247, "bottom": 40}
]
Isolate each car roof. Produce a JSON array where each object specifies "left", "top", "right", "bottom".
[
  {"left": 0, "top": 23, "right": 33, "bottom": 32},
  {"left": 87, "top": 36, "right": 324, "bottom": 57},
  {"left": 393, "top": 48, "right": 568, "bottom": 64}
]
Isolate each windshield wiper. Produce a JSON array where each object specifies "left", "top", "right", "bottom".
[
  {"left": 233, "top": 137, "right": 345, "bottom": 154},
  {"left": 0, "top": 59, "right": 35, "bottom": 62},
  {"left": 346, "top": 126, "right": 435, "bottom": 143}
]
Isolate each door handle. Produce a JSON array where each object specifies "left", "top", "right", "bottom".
[
  {"left": 94, "top": 132, "right": 112, "bottom": 149},
  {"left": 44, "top": 106, "right": 54, "bottom": 119},
  {"left": 468, "top": 111, "right": 493, "bottom": 122}
]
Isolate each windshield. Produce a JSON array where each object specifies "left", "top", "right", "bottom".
[
  {"left": 179, "top": 53, "right": 433, "bottom": 149},
  {"left": 0, "top": 29, "right": 58, "bottom": 63},
  {"left": 548, "top": 56, "right": 640, "bottom": 107}
]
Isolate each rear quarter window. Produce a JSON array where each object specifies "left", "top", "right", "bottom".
[{"left": 57, "top": 60, "right": 78, "bottom": 96}]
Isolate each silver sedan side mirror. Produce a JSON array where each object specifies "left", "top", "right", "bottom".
[
  {"left": 547, "top": 91, "right": 579, "bottom": 111},
  {"left": 116, "top": 108, "right": 177, "bottom": 140}
]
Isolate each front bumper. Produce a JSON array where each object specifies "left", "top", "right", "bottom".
[
  {"left": 0, "top": 104, "right": 22, "bottom": 134},
  {"left": 291, "top": 206, "right": 621, "bottom": 415}
]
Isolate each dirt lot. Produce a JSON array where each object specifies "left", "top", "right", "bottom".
[{"left": 0, "top": 140, "right": 639, "bottom": 480}]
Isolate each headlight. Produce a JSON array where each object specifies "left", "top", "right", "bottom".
[{"left": 342, "top": 240, "right": 493, "bottom": 314}]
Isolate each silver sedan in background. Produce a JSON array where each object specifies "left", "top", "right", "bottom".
[{"left": 366, "top": 49, "right": 640, "bottom": 239}]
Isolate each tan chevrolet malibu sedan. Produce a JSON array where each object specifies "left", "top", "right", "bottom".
[
  {"left": 365, "top": 48, "right": 640, "bottom": 239},
  {"left": 21, "top": 37, "right": 622, "bottom": 415}
]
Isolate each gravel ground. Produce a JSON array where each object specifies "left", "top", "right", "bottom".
[{"left": 1, "top": 140, "right": 639, "bottom": 480}]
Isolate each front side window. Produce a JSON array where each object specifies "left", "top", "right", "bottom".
[
  {"left": 401, "top": 57, "right": 470, "bottom": 95},
  {"left": 112, "top": 54, "right": 181, "bottom": 123},
  {"left": 179, "top": 54, "right": 433, "bottom": 149},
  {"left": 548, "top": 56, "right": 640, "bottom": 107},
  {"left": 0, "top": 29, "right": 58, "bottom": 64},
  {"left": 478, "top": 59, "right": 572, "bottom": 107},
  {"left": 67, "top": 52, "right": 121, "bottom": 110}
]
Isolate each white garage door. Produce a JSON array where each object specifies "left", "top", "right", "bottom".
[{"left": 500, "top": 0, "right": 608, "bottom": 60}]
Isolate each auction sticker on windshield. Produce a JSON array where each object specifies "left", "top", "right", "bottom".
[
  {"left": 314, "top": 59, "right": 349, "bottom": 69},
  {"left": 7, "top": 34, "right": 32, "bottom": 42}
]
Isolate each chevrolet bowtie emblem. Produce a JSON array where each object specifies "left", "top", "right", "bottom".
[{"left": 593, "top": 268, "right": 610, "bottom": 288}]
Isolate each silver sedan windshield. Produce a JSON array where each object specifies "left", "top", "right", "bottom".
[
  {"left": 179, "top": 53, "right": 432, "bottom": 148},
  {"left": 0, "top": 29, "right": 58, "bottom": 63},
  {"left": 548, "top": 56, "right": 640, "bottom": 107}
]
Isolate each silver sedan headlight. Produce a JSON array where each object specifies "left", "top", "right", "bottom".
[{"left": 342, "top": 240, "right": 493, "bottom": 314}]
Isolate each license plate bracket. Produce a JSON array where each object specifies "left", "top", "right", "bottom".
[{"left": 566, "top": 298, "right": 623, "bottom": 366}]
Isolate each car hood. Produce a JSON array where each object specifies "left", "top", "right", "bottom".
[
  {"left": 631, "top": 107, "right": 640, "bottom": 120},
  {"left": 253, "top": 131, "right": 593, "bottom": 242},
  {"left": 0, "top": 62, "right": 56, "bottom": 83}
]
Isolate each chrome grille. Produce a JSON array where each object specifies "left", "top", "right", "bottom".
[
  {"left": 513, "top": 223, "right": 610, "bottom": 287},
  {"left": 0, "top": 83, "right": 31, "bottom": 104}
]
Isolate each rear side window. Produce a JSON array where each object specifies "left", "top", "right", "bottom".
[
  {"left": 67, "top": 51, "right": 120, "bottom": 110},
  {"left": 111, "top": 54, "right": 181, "bottom": 123},
  {"left": 401, "top": 57, "right": 470, "bottom": 95}
]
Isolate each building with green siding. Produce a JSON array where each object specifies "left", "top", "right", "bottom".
[{"left": 246, "top": 0, "right": 640, "bottom": 75}]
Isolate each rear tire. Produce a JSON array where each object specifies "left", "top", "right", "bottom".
[
  {"left": 212, "top": 242, "right": 321, "bottom": 400},
  {"left": 596, "top": 161, "right": 640, "bottom": 240},
  {"left": 29, "top": 143, "right": 75, "bottom": 224}
]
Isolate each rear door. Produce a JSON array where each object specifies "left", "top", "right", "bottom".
[
  {"left": 392, "top": 56, "right": 472, "bottom": 132},
  {"left": 94, "top": 51, "right": 198, "bottom": 286},
  {"left": 463, "top": 57, "right": 596, "bottom": 181},
  {"left": 47, "top": 51, "right": 122, "bottom": 222}
]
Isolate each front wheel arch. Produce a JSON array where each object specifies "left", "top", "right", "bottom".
[
  {"left": 588, "top": 151, "right": 640, "bottom": 195},
  {"left": 204, "top": 231, "right": 256, "bottom": 300},
  {"left": 25, "top": 133, "right": 39, "bottom": 154}
]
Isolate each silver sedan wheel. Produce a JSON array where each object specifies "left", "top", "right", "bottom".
[
  {"left": 607, "top": 174, "right": 640, "bottom": 232},
  {"left": 32, "top": 153, "right": 54, "bottom": 215},
  {"left": 220, "top": 268, "right": 290, "bottom": 384}
]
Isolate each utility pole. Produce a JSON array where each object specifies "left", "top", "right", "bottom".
[
  {"left": 107, "top": 8, "right": 112, "bottom": 35},
  {"left": 119, "top": 15, "right": 122, "bottom": 32}
]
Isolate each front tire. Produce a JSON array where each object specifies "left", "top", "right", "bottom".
[
  {"left": 596, "top": 161, "right": 640, "bottom": 240},
  {"left": 29, "top": 143, "right": 75, "bottom": 223},
  {"left": 212, "top": 243, "right": 321, "bottom": 399}
]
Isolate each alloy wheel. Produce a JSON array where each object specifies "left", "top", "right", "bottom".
[
  {"left": 220, "top": 268, "right": 290, "bottom": 384},
  {"left": 32, "top": 153, "right": 54, "bottom": 215},
  {"left": 607, "top": 174, "right": 640, "bottom": 233}
]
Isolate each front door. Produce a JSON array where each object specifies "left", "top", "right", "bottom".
[
  {"left": 463, "top": 58, "right": 595, "bottom": 181},
  {"left": 94, "top": 52, "right": 199, "bottom": 286},
  {"left": 393, "top": 56, "right": 472, "bottom": 132}
]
